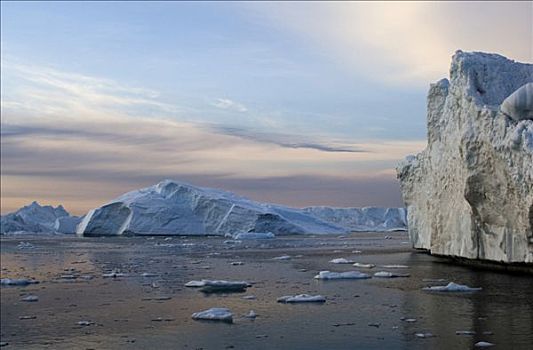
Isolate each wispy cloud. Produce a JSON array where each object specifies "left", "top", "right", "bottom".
[{"left": 213, "top": 98, "right": 248, "bottom": 112}]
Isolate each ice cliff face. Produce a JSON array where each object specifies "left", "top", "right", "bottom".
[
  {"left": 397, "top": 51, "right": 533, "bottom": 263},
  {"left": 0, "top": 201, "right": 81, "bottom": 234},
  {"left": 303, "top": 207, "right": 407, "bottom": 232},
  {"left": 76, "top": 180, "right": 407, "bottom": 236}
]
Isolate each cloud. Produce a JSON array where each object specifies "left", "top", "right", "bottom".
[
  {"left": 213, "top": 98, "right": 248, "bottom": 112},
  {"left": 246, "top": 2, "right": 532, "bottom": 84}
]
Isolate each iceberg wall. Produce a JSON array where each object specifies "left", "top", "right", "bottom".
[{"left": 397, "top": 51, "right": 533, "bottom": 263}]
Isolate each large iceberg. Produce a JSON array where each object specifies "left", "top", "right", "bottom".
[
  {"left": 397, "top": 51, "right": 533, "bottom": 264},
  {"left": 76, "top": 180, "right": 407, "bottom": 236},
  {"left": 0, "top": 201, "right": 81, "bottom": 234}
]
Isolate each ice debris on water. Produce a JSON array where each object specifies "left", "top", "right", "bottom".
[
  {"left": 272, "top": 255, "right": 291, "bottom": 260},
  {"left": 277, "top": 294, "right": 326, "bottom": 303},
  {"left": 141, "top": 272, "right": 158, "bottom": 277},
  {"left": 243, "top": 310, "right": 257, "bottom": 319},
  {"left": 17, "top": 242, "right": 35, "bottom": 249},
  {"left": 102, "top": 270, "right": 127, "bottom": 278},
  {"left": 474, "top": 341, "right": 495, "bottom": 347},
  {"left": 329, "top": 258, "right": 355, "bottom": 264},
  {"left": 191, "top": 308, "right": 233, "bottom": 323},
  {"left": 200, "top": 280, "right": 250, "bottom": 293},
  {"left": 314, "top": 271, "right": 370, "bottom": 280},
  {"left": 21, "top": 295, "right": 39, "bottom": 302},
  {"left": 1, "top": 278, "right": 39, "bottom": 286},
  {"left": 422, "top": 282, "right": 481, "bottom": 292},
  {"left": 381, "top": 264, "right": 409, "bottom": 269},
  {"left": 185, "top": 280, "right": 205, "bottom": 287},
  {"left": 373, "top": 271, "right": 410, "bottom": 278},
  {"left": 228, "top": 232, "right": 275, "bottom": 240},
  {"left": 415, "top": 332, "right": 435, "bottom": 338},
  {"left": 455, "top": 330, "right": 476, "bottom": 336},
  {"left": 353, "top": 262, "right": 375, "bottom": 268},
  {"left": 77, "top": 320, "right": 93, "bottom": 326}
]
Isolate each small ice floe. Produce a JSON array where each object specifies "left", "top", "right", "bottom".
[
  {"left": 141, "top": 273, "right": 158, "bottom": 277},
  {"left": 17, "top": 242, "right": 35, "bottom": 250},
  {"left": 277, "top": 294, "right": 326, "bottom": 303},
  {"left": 474, "top": 341, "right": 495, "bottom": 347},
  {"left": 191, "top": 308, "right": 233, "bottom": 323},
  {"left": 243, "top": 310, "right": 257, "bottom": 319},
  {"left": 242, "top": 295, "right": 256, "bottom": 300},
  {"left": 353, "top": 262, "right": 375, "bottom": 268},
  {"left": 60, "top": 274, "right": 77, "bottom": 280},
  {"left": 314, "top": 271, "right": 370, "bottom": 280},
  {"left": 422, "top": 282, "right": 481, "bottom": 292},
  {"left": 1, "top": 278, "right": 39, "bottom": 286},
  {"left": 102, "top": 271, "right": 127, "bottom": 278},
  {"left": 200, "top": 280, "right": 250, "bottom": 293},
  {"left": 272, "top": 255, "right": 291, "bottom": 260},
  {"left": 401, "top": 318, "right": 417, "bottom": 323},
  {"left": 373, "top": 271, "right": 410, "bottom": 278},
  {"left": 415, "top": 332, "right": 435, "bottom": 338},
  {"left": 19, "top": 315, "right": 37, "bottom": 320},
  {"left": 455, "top": 330, "right": 476, "bottom": 336},
  {"left": 21, "top": 295, "right": 39, "bottom": 302},
  {"left": 230, "top": 262, "right": 244, "bottom": 266},
  {"left": 381, "top": 264, "right": 409, "bottom": 269},
  {"left": 229, "top": 232, "right": 275, "bottom": 240},
  {"left": 329, "top": 258, "right": 355, "bottom": 264},
  {"left": 76, "top": 320, "right": 94, "bottom": 326},
  {"left": 352, "top": 250, "right": 363, "bottom": 254},
  {"left": 185, "top": 280, "right": 205, "bottom": 287},
  {"left": 223, "top": 240, "right": 242, "bottom": 245}
]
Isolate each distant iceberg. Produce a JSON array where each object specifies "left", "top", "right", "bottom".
[
  {"left": 0, "top": 201, "right": 81, "bottom": 234},
  {"left": 75, "top": 180, "right": 407, "bottom": 236}
]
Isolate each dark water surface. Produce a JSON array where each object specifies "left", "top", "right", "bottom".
[{"left": 1, "top": 233, "right": 532, "bottom": 349}]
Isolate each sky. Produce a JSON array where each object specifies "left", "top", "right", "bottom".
[{"left": 1, "top": 1, "right": 531, "bottom": 215}]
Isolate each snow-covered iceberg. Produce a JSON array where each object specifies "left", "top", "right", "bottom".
[
  {"left": 397, "top": 51, "right": 533, "bottom": 264},
  {"left": 1, "top": 201, "right": 81, "bottom": 234},
  {"left": 77, "top": 180, "right": 406, "bottom": 236}
]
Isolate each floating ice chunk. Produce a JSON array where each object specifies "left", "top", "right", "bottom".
[
  {"left": 329, "top": 258, "right": 355, "bottom": 264},
  {"left": 314, "top": 271, "right": 370, "bottom": 280},
  {"left": 243, "top": 310, "right": 257, "bottom": 319},
  {"left": 381, "top": 264, "right": 409, "bottom": 269},
  {"left": 223, "top": 240, "right": 242, "bottom": 245},
  {"left": 277, "top": 294, "right": 326, "bottom": 303},
  {"left": 353, "top": 262, "right": 375, "bottom": 268},
  {"left": 415, "top": 332, "right": 435, "bottom": 338},
  {"left": 475, "top": 341, "right": 495, "bottom": 347},
  {"left": 185, "top": 280, "right": 205, "bottom": 287},
  {"left": 230, "top": 261, "right": 244, "bottom": 266},
  {"left": 423, "top": 282, "right": 481, "bottom": 292},
  {"left": 17, "top": 242, "right": 35, "bottom": 249},
  {"left": 21, "top": 295, "right": 39, "bottom": 302},
  {"left": 141, "top": 273, "right": 158, "bottom": 277},
  {"left": 77, "top": 320, "right": 93, "bottom": 326},
  {"left": 102, "top": 271, "right": 126, "bottom": 278},
  {"left": 374, "top": 271, "right": 410, "bottom": 278},
  {"left": 60, "top": 274, "right": 77, "bottom": 280},
  {"left": 230, "top": 232, "right": 275, "bottom": 240},
  {"left": 242, "top": 295, "right": 256, "bottom": 300},
  {"left": 191, "top": 308, "right": 233, "bottom": 323},
  {"left": 456, "top": 330, "right": 476, "bottom": 336},
  {"left": 272, "top": 255, "right": 291, "bottom": 260},
  {"left": 1, "top": 278, "right": 39, "bottom": 286},
  {"left": 200, "top": 280, "right": 250, "bottom": 293}
]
